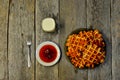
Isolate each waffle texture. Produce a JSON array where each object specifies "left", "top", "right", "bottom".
[{"left": 66, "top": 29, "right": 105, "bottom": 68}]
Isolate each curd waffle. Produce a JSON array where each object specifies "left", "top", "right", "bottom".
[{"left": 66, "top": 29, "right": 105, "bottom": 68}]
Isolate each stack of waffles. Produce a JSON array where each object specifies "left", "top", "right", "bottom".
[{"left": 66, "top": 29, "right": 105, "bottom": 68}]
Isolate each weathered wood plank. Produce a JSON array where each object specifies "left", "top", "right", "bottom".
[
  {"left": 0, "top": 0, "right": 9, "bottom": 80},
  {"left": 59, "top": 0, "right": 87, "bottom": 80},
  {"left": 36, "top": 0, "right": 59, "bottom": 80},
  {"left": 8, "top": 0, "right": 35, "bottom": 80},
  {"left": 111, "top": 0, "right": 120, "bottom": 80},
  {"left": 87, "top": 0, "right": 112, "bottom": 80}
]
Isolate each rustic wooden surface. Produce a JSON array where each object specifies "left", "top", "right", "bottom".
[
  {"left": 0, "top": 0, "right": 120, "bottom": 80},
  {"left": 36, "top": 0, "right": 59, "bottom": 80},
  {"left": 59, "top": 0, "right": 87, "bottom": 80},
  {"left": 0, "top": 0, "right": 9, "bottom": 80},
  {"left": 87, "top": 0, "right": 112, "bottom": 80},
  {"left": 8, "top": 0, "right": 35, "bottom": 80},
  {"left": 111, "top": 0, "right": 120, "bottom": 80}
]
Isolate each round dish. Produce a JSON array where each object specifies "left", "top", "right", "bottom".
[
  {"left": 65, "top": 28, "right": 106, "bottom": 68},
  {"left": 36, "top": 41, "right": 61, "bottom": 66}
]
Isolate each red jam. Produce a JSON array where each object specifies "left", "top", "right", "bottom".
[{"left": 39, "top": 45, "right": 57, "bottom": 63}]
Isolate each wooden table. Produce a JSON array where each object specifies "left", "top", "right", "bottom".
[{"left": 0, "top": 0, "right": 120, "bottom": 80}]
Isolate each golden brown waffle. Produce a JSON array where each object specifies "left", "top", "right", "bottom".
[{"left": 66, "top": 29, "right": 105, "bottom": 68}]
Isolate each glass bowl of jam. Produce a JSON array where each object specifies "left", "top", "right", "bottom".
[{"left": 36, "top": 41, "right": 61, "bottom": 66}]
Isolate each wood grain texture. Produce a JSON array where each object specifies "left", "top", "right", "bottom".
[
  {"left": 0, "top": 0, "right": 119, "bottom": 80},
  {"left": 111, "top": 0, "right": 120, "bottom": 80},
  {"left": 87, "top": 0, "right": 112, "bottom": 80},
  {"left": 59, "top": 0, "right": 87, "bottom": 80},
  {"left": 35, "top": 0, "right": 59, "bottom": 80},
  {"left": 0, "top": 0, "right": 9, "bottom": 80},
  {"left": 8, "top": 0, "right": 35, "bottom": 80}
]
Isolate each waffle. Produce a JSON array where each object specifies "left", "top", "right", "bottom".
[{"left": 66, "top": 29, "right": 105, "bottom": 68}]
